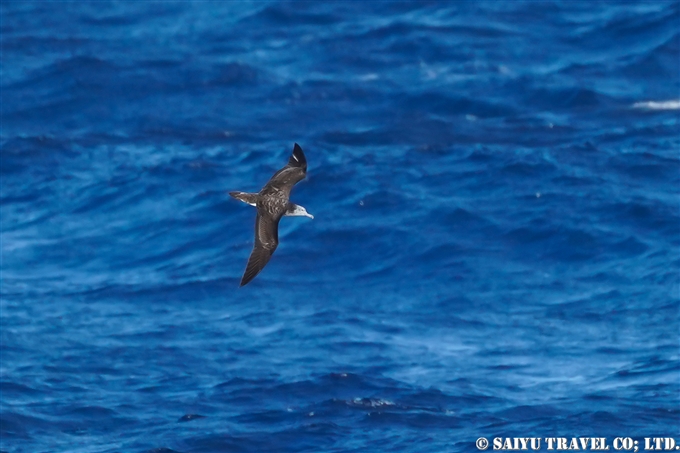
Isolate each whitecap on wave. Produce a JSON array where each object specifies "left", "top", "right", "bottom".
[{"left": 632, "top": 100, "right": 680, "bottom": 110}]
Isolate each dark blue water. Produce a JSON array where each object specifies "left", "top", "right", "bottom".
[{"left": 2, "top": 2, "right": 679, "bottom": 452}]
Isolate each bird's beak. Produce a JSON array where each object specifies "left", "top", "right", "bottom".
[{"left": 306, "top": 212, "right": 314, "bottom": 219}]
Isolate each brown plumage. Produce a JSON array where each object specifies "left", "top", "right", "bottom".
[{"left": 230, "top": 143, "right": 312, "bottom": 286}]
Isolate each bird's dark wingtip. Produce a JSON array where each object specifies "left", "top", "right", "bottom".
[
  {"left": 288, "top": 143, "right": 307, "bottom": 169},
  {"left": 239, "top": 270, "right": 254, "bottom": 287}
]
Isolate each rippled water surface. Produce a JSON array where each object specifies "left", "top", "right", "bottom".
[{"left": 2, "top": 2, "right": 679, "bottom": 452}]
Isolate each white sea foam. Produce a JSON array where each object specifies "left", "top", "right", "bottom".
[
  {"left": 350, "top": 397, "right": 395, "bottom": 408},
  {"left": 632, "top": 100, "right": 680, "bottom": 110}
]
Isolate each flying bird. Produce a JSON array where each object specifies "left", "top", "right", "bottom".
[{"left": 230, "top": 143, "right": 313, "bottom": 286}]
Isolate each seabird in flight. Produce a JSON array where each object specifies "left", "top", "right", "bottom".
[{"left": 230, "top": 143, "right": 313, "bottom": 286}]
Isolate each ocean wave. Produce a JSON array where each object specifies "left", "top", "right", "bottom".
[{"left": 632, "top": 100, "right": 680, "bottom": 110}]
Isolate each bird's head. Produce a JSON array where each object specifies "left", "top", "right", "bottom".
[{"left": 288, "top": 204, "right": 314, "bottom": 219}]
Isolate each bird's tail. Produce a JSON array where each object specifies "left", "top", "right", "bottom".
[{"left": 229, "top": 191, "right": 258, "bottom": 207}]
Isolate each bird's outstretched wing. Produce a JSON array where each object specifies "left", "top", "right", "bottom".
[
  {"left": 264, "top": 143, "right": 308, "bottom": 195},
  {"left": 240, "top": 213, "right": 280, "bottom": 286},
  {"left": 287, "top": 143, "right": 307, "bottom": 170}
]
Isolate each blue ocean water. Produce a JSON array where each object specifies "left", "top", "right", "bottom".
[{"left": 1, "top": 1, "right": 679, "bottom": 452}]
